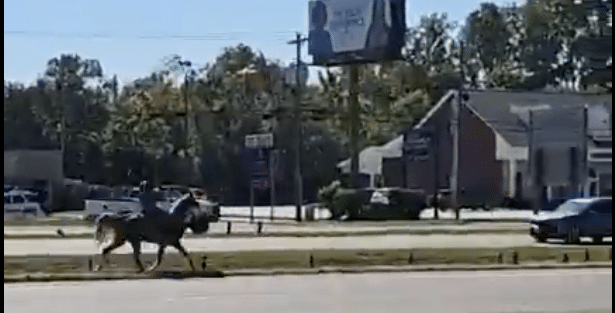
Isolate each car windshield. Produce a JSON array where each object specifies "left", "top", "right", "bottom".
[
  {"left": 24, "top": 194, "right": 38, "bottom": 202},
  {"left": 554, "top": 200, "right": 591, "bottom": 215}
]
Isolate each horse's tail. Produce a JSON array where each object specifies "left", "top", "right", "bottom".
[{"left": 94, "top": 213, "right": 123, "bottom": 247}]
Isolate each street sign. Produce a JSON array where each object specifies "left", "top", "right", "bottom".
[
  {"left": 404, "top": 129, "right": 433, "bottom": 161},
  {"left": 252, "top": 159, "right": 268, "bottom": 177},
  {"left": 251, "top": 178, "right": 269, "bottom": 189},
  {"left": 245, "top": 133, "right": 274, "bottom": 149}
]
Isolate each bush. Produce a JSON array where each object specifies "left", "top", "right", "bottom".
[
  {"left": 329, "top": 188, "right": 368, "bottom": 220},
  {"left": 317, "top": 180, "right": 341, "bottom": 206}
]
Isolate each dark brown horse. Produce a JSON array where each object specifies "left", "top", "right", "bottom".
[{"left": 94, "top": 193, "right": 210, "bottom": 272}]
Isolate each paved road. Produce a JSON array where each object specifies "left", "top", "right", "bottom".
[
  {"left": 3, "top": 234, "right": 563, "bottom": 256},
  {"left": 4, "top": 268, "right": 612, "bottom": 313}
]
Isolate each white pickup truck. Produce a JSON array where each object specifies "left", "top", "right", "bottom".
[
  {"left": 84, "top": 188, "right": 220, "bottom": 222},
  {"left": 4, "top": 189, "right": 47, "bottom": 219}
]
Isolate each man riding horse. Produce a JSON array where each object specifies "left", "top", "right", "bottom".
[
  {"left": 138, "top": 180, "right": 157, "bottom": 215},
  {"left": 94, "top": 180, "right": 210, "bottom": 272}
]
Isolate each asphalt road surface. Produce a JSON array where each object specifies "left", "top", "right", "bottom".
[
  {"left": 4, "top": 233, "right": 544, "bottom": 256},
  {"left": 4, "top": 268, "right": 612, "bottom": 313}
]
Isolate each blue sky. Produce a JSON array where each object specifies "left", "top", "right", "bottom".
[{"left": 4, "top": 0, "right": 522, "bottom": 86}]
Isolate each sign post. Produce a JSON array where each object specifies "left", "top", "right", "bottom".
[
  {"left": 269, "top": 149, "right": 278, "bottom": 220},
  {"left": 245, "top": 133, "right": 274, "bottom": 223}
]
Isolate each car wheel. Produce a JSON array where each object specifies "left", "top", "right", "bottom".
[
  {"left": 592, "top": 236, "right": 603, "bottom": 244},
  {"left": 535, "top": 235, "right": 547, "bottom": 243},
  {"left": 566, "top": 226, "right": 581, "bottom": 244}
]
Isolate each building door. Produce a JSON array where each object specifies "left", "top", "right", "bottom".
[{"left": 599, "top": 173, "right": 612, "bottom": 196}]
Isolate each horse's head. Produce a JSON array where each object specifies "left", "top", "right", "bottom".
[
  {"left": 186, "top": 208, "right": 210, "bottom": 234},
  {"left": 171, "top": 193, "right": 210, "bottom": 234}
]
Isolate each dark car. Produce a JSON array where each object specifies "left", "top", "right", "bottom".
[{"left": 530, "top": 197, "right": 612, "bottom": 243}]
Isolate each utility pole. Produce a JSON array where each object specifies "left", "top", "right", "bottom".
[
  {"left": 528, "top": 110, "right": 537, "bottom": 214},
  {"left": 452, "top": 41, "right": 463, "bottom": 220},
  {"left": 433, "top": 127, "right": 440, "bottom": 220},
  {"left": 348, "top": 65, "right": 360, "bottom": 188},
  {"left": 179, "top": 60, "right": 192, "bottom": 152},
  {"left": 582, "top": 104, "right": 589, "bottom": 197},
  {"left": 288, "top": 32, "right": 308, "bottom": 222}
]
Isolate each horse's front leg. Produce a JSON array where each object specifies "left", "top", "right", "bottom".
[
  {"left": 128, "top": 240, "right": 145, "bottom": 272},
  {"left": 172, "top": 241, "right": 196, "bottom": 271},
  {"left": 146, "top": 245, "right": 166, "bottom": 272}
]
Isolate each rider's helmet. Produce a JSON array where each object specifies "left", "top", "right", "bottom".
[{"left": 139, "top": 180, "right": 152, "bottom": 193}]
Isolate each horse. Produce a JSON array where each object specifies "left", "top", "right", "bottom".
[{"left": 93, "top": 193, "right": 210, "bottom": 272}]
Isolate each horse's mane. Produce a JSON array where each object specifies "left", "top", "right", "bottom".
[{"left": 168, "top": 193, "right": 197, "bottom": 215}]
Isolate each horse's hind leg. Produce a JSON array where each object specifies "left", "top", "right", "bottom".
[
  {"left": 129, "top": 240, "right": 145, "bottom": 272},
  {"left": 95, "top": 238, "right": 125, "bottom": 271},
  {"left": 172, "top": 242, "right": 196, "bottom": 271}
]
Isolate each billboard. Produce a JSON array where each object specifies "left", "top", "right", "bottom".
[{"left": 308, "top": 0, "right": 406, "bottom": 66}]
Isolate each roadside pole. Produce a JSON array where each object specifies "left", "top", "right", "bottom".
[
  {"left": 582, "top": 104, "right": 588, "bottom": 197},
  {"left": 287, "top": 33, "right": 308, "bottom": 222},
  {"left": 452, "top": 41, "right": 464, "bottom": 220},
  {"left": 528, "top": 110, "right": 536, "bottom": 214},
  {"left": 270, "top": 149, "right": 276, "bottom": 221},
  {"left": 433, "top": 127, "right": 440, "bottom": 220},
  {"left": 250, "top": 179, "right": 255, "bottom": 223},
  {"left": 349, "top": 65, "right": 360, "bottom": 188}
]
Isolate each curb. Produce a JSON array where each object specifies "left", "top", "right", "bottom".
[
  {"left": 4, "top": 228, "right": 530, "bottom": 240},
  {"left": 223, "top": 262, "right": 613, "bottom": 276},
  {"left": 5, "top": 262, "right": 611, "bottom": 283}
]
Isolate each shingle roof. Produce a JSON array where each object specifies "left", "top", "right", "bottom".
[{"left": 465, "top": 91, "right": 612, "bottom": 147}]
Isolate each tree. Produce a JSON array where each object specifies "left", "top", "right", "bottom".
[
  {"left": 508, "top": 0, "right": 611, "bottom": 91},
  {"left": 4, "top": 81, "right": 56, "bottom": 150},
  {"left": 405, "top": 13, "right": 459, "bottom": 76},
  {"left": 462, "top": 3, "right": 523, "bottom": 88}
]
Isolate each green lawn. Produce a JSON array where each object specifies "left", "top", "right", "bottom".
[{"left": 5, "top": 246, "right": 612, "bottom": 276}]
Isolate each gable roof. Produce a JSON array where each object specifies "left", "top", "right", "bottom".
[
  {"left": 336, "top": 135, "right": 404, "bottom": 175},
  {"left": 465, "top": 91, "right": 612, "bottom": 147},
  {"left": 412, "top": 90, "right": 612, "bottom": 147}
]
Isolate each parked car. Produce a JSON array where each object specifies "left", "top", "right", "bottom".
[{"left": 529, "top": 197, "right": 612, "bottom": 243}]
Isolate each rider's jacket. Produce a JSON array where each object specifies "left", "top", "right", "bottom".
[{"left": 138, "top": 190, "right": 157, "bottom": 215}]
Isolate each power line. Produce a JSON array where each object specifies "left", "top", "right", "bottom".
[{"left": 4, "top": 30, "right": 298, "bottom": 41}]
